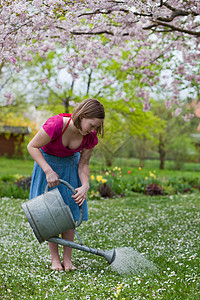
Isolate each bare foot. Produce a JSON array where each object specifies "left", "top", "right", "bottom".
[
  {"left": 50, "top": 260, "right": 63, "bottom": 271},
  {"left": 63, "top": 261, "right": 77, "bottom": 272}
]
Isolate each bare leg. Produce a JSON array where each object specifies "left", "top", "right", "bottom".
[
  {"left": 62, "top": 229, "right": 76, "bottom": 271},
  {"left": 48, "top": 241, "right": 63, "bottom": 271}
]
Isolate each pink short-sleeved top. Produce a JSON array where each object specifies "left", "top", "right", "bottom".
[{"left": 41, "top": 113, "right": 98, "bottom": 157}]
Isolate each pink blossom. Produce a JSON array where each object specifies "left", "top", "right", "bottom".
[
  {"left": 39, "top": 51, "right": 47, "bottom": 58},
  {"left": 23, "top": 54, "right": 33, "bottom": 61},
  {"left": 129, "top": 108, "right": 136, "bottom": 113},
  {"left": 57, "top": 65, "right": 66, "bottom": 69},
  {"left": 136, "top": 88, "right": 145, "bottom": 98},
  {"left": 90, "top": 60, "right": 99, "bottom": 69},
  {"left": 40, "top": 78, "right": 49, "bottom": 84},
  {"left": 121, "top": 65, "right": 128, "bottom": 72},
  {"left": 172, "top": 108, "right": 182, "bottom": 117},
  {"left": 69, "top": 101, "right": 77, "bottom": 107},
  {"left": 77, "top": 65, "right": 85, "bottom": 71},
  {"left": 140, "top": 77, "right": 148, "bottom": 83},
  {"left": 103, "top": 79, "right": 114, "bottom": 86},
  {"left": 55, "top": 83, "right": 62, "bottom": 89},
  {"left": 9, "top": 57, "right": 17, "bottom": 63},
  {"left": 127, "top": 75, "right": 135, "bottom": 81},
  {"left": 143, "top": 102, "right": 152, "bottom": 112},
  {"left": 195, "top": 75, "right": 200, "bottom": 83},
  {"left": 4, "top": 92, "right": 15, "bottom": 105},
  {"left": 165, "top": 100, "right": 172, "bottom": 110},
  {"left": 32, "top": 0, "right": 43, "bottom": 8},
  {"left": 0, "top": 0, "right": 199, "bottom": 118},
  {"left": 182, "top": 114, "right": 194, "bottom": 122}
]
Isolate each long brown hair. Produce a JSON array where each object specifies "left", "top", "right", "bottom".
[{"left": 72, "top": 98, "right": 105, "bottom": 137}]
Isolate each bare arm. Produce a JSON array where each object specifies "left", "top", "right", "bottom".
[
  {"left": 27, "top": 128, "right": 59, "bottom": 188},
  {"left": 72, "top": 147, "right": 93, "bottom": 206}
]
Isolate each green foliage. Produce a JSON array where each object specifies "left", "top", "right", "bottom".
[
  {"left": 151, "top": 100, "right": 199, "bottom": 169},
  {"left": 89, "top": 166, "right": 200, "bottom": 198},
  {"left": 0, "top": 174, "right": 30, "bottom": 199},
  {"left": 94, "top": 96, "right": 163, "bottom": 166},
  {"left": 169, "top": 135, "right": 198, "bottom": 169},
  {"left": 0, "top": 180, "right": 29, "bottom": 199}
]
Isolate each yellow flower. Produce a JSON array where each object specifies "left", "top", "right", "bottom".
[
  {"left": 149, "top": 171, "right": 156, "bottom": 178},
  {"left": 96, "top": 175, "right": 103, "bottom": 182},
  {"left": 145, "top": 176, "right": 148, "bottom": 180},
  {"left": 117, "top": 284, "right": 123, "bottom": 290},
  {"left": 138, "top": 167, "right": 142, "bottom": 171},
  {"left": 113, "top": 166, "right": 118, "bottom": 171},
  {"left": 90, "top": 175, "right": 95, "bottom": 180},
  {"left": 105, "top": 172, "right": 109, "bottom": 176},
  {"left": 102, "top": 179, "right": 107, "bottom": 183}
]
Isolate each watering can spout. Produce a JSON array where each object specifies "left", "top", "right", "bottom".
[
  {"left": 98, "top": 249, "right": 116, "bottom": 264},
  {"left": 48, "top": 237, "right": 116, "bottom": 264}
]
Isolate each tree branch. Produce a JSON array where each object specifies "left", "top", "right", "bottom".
[
  {"left": 144, "top": 21, "right": 200, "bottom": 37},
  {"left": 70, "top": 29, "right": 114, "bottom": 36},
  {"left": 78, "top": 7, "right": 130, "bottom": 18}
]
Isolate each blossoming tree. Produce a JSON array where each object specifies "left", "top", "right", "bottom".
[{"left": 0, "top": 0, "right": 200, "bottom": 119}]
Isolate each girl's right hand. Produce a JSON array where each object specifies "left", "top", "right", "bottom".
[{"left": 46, "top": 171, "right": 59, "bottom": 188}]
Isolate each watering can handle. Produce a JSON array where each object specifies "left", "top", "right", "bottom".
[{"left": 44, "top": 179, "right": 83, "bottom": 228}]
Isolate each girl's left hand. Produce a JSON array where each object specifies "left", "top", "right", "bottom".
[{"left": 72, "top": 185, "right": 89, "bottom": 206}]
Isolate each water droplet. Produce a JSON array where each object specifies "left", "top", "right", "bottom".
[{"left": 110, "top": 247, "right": 157, "bottom": 275}]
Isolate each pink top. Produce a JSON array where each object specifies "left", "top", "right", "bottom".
[{"left": 41, "top": 113, "right": 98, "bottom": 157}]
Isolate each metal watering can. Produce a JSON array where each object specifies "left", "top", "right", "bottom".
[{"left": 22, "top": 179, "right": 116, "bottom": 264}]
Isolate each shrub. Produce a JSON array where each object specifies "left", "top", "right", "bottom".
[
  {"left": 145, "top": 183, "right": 164, "bottom": 196},
  {"left": 98, "top": 183, "right": 115, "bottom": 198},
  {"left": 1, "top": 168, "right": 200, "bottom": 200},
  {"left": 15, "top": 176, "right": 32, "bottom": 191},
  {"left": 0, "top": 175, "right": 30, "bottom": 199},
  {"left": 0, "top": 181, "right": 29, "bottom": 199},
  {"left": 89, "top": 168, "right": 200, "bottom": 198}
]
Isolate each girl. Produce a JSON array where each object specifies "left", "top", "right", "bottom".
[{"left": 28, "top": 98, "right": 105, "bottom": 271}]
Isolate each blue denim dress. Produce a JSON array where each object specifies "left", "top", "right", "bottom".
[{"left": 29, "top": 149, "right": 88, "bottom": 221}]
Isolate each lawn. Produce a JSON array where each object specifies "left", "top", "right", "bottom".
[
  {"left": 1, "top": 155, "right": 200, "bottom": 179},
  {"left": 0, "top": 192, "right": 199, "bottom": 299},
  {"left": 0, "top": 157, "right": 34, "bottom": 177}
]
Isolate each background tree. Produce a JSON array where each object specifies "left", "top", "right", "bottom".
[
  {"left": 0, "top": 1, "right": 199, "bottom": 118},
  {"left": 152, "top": 100, "right": 199, "bottom": 169}
]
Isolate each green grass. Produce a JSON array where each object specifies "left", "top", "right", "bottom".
[
  {"left": 1, "top": 155, "right": 200, "bottom": 178},
  {"left": 0, "top": 157, "right": 34, "bottom": 177},
  {"left": 90, "top": 155, "right": 200, "bottom": 172},
  {"left": 0, "top": 193, "right": 199, "bottom": 299}
]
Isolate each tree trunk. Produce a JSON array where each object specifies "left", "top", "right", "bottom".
[
  {"left": 86, "top": 69, "right": 92, "bottom": 95},
  {"left": 63, "top": 97, "right": 69, "bottom": 113},
  {"left": 158, "top": 134, "right": 166, "bottom": 169},
  {"left": 138, "top": 137, "right": 146, "bottom": 168}
]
